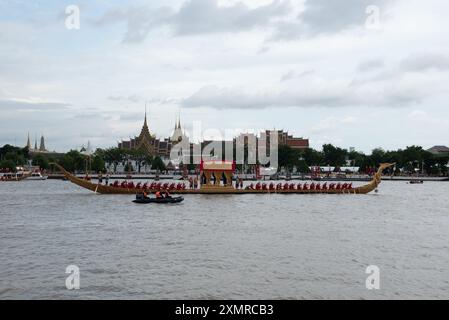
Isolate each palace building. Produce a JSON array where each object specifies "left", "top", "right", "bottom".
[
  {"left": 118, "top": 112, "right": 309, "bottom": 162},
  {"left": 118, "top": 112, "right": 186, "bottom": 158}
]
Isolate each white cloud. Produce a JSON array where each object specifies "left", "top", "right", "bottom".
[{"left": 1, "top": 0, "right": 449, "bottom": 152}]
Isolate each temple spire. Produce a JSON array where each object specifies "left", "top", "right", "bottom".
[
  {"left": 144, "top": 103, "right": 148, "bottom": 127},
  {"left": 139, "top": 103, "right": 150, "bottom": 137},
  {"left": 39, "top": 134, "right": 46, "bottom": 151},
  {"left": 26, "top": 132, "right": 31, "bottom": 149},
  {"left": 34, "top": 135, "right": 38, "bottom": 150}
]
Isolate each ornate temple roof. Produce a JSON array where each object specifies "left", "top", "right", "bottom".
[{"left": 136, "top": 111, "right": 156, "bottom": 154}]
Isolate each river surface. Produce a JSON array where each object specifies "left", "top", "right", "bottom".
[{"left": 1, "top": 179, "right": 449, "bottom": 299}]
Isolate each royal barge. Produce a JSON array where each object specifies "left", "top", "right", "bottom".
[{"left": 54, "top": 162, "right": 393, "bottom": 195}]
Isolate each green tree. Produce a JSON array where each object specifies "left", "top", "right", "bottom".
[
  {"left": 103, "top": 148, "right": 124, "bottom": 173},
  {"left": 129, "top": 148, "right": 147, "bottom": 173},
  {"left": 91, "top": 155, "right": 105, "bottom": 173},
  {"left": 370, "top": 148, "right": 386, "bottom": 165},
  {"left": 0, "top": 159, "right": 16, "bottom": 171},
  {"left": 278, "top": 145, "right": 300, "bottom": 172},
  {"left": 151, "top": 156, "right": 166, "bottom": 171},
  {"left": 124, "top": 162, "right": 134, "bottom": 173},
  {"left": 296, "top": 159, "right": 310, "bottom": 173},
  {"left": 301, "top": 148, "right": 323, "bottom": 166},
  {"left": 322, "top": 144, "right": 347, "bottom": 166},
  {"left": 58, "top": 150, "right": 85, "bottom": 172},
  {"left": 32, "top": 154, "right": 49, "bottom": 170}
]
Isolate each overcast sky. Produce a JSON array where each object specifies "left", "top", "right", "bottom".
[{"left": 1, "top": 0, "right": 448, "bottom": 153}]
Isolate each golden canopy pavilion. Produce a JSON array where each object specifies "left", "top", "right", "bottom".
[{"left": 200, "top": 160, "right": 236, "bottom": 189}]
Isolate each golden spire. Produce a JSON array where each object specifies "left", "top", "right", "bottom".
[
  {"left": 140, "top": 103, "right": 150, "bottom": 137},
  {"left": 144, "top": 102, "right": 148, "bottom": 127}
]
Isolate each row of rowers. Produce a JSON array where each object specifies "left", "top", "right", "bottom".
[
  {"left": 107, "top": 180, "right": 353, "bottom": 191},
  {"left": 243, "top": 182, "right": 354, "bottom": 191},
  {"left": 111, "top": 181, "right": 187, "bottom": 190}
]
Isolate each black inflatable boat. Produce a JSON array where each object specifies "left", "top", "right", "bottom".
[{"left": 133, "top": 196, "right": 184, "bottom": 204}]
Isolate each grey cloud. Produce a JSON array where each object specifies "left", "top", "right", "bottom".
[
  {"left": 93, "top": 0, "right": 291, "bottom": 42},
  {"left": 0, "top": 99, "right": 70, "bottom": 111},
  {"left": 400, "top": 53, "right": 449, "bottom": 72},
  {"left": 280, "top": 70, "right": 295, "bottom": 82},
  {"left": 119, "top": 112, "right": 147, "bottom": 121},
  {"left": 72, "top": 112, "right": 113, "bottom": 121},
  {"left": 171, "top": 0, "right": 290, "bottom": 35},
  {"left": 182, "top": 83, "right": 425, "bottom": 110},
  {"left": 353, "top": 53, "right": 449, "bottom": 86},
  {"left": 356, "top": 59, "right": 385, "bottom": 72},
  {"left": 272, "top": 0, "right": 390, "bottom": 40},
  {"left": 280, "top": 69, "right": 314, "bottom": 82},
  {"left": 301, "top": 0, "right": 388, "bottom": 34},
  {"left": 108, "top": 94, "right": 142, "bottom": 103},
  {"left": 257, "top": 46, "right": 270, "bottom": 55},
  {"left": 182, "top": 85, "right": 351, "bottom": 109},
  {"left": 92, "top": 5, "right": 174, "bottom": 43}
]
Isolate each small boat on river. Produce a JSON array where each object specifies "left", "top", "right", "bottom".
[
  {"left": 26, "top": 171, "right": 48, "bottom": 181},
  {"left": 0, "top": 172, "right": 30, "bottom": 181},
  {"left": 133, "top": 196, "right": 184, "bottom": 204}
]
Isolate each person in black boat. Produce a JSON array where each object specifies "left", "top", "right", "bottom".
[{"left": 164, "top": 190, "right": 172, "bottom": 198}]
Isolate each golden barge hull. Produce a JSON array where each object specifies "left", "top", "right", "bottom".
[{"left": 54, "top": 163, "right": 393, "bottom": 195}]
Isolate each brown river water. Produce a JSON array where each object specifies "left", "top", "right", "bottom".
[{"left": 1, "top": 179, "right": 448, "bottom": 299}]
